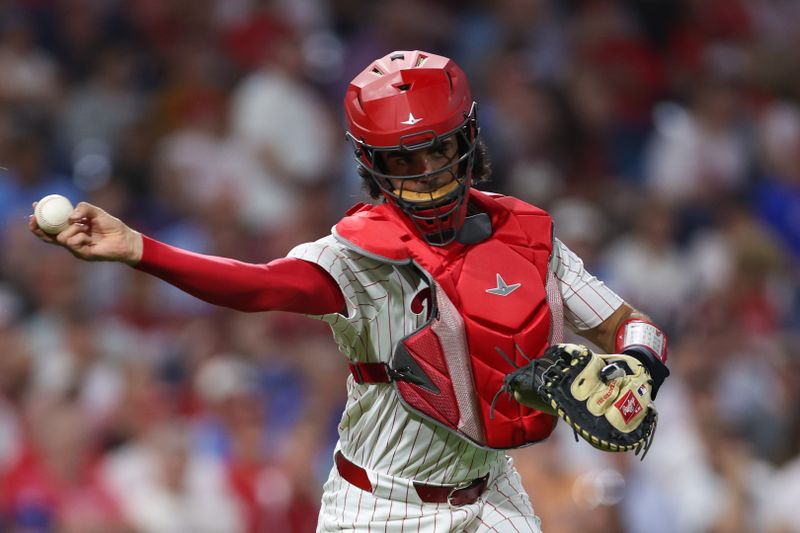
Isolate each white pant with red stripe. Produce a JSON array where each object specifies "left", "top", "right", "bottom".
[{"left": 316, "top": 455, "right": 542, "bottom": 533}]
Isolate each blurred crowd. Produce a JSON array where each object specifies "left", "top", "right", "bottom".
[{"left": 0, "top": 0, "right": 798, "bottom": 532}]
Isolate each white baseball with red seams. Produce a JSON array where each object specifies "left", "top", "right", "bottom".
[
  {"left": 34, "top": 194, "right": 74, "bottom": 235},
  {"left": 289, "top": 237, "right": 624, "bottom": 532}
]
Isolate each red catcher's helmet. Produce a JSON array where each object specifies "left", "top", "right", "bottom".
[{"left": 344, "top": 50, "right": 479, "bottom": 246}]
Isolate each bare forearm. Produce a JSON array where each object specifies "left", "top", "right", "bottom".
[
  {"left": 579, "top": 303, "right": 647, "bottom": 353},
  {"left": 580, "top": 303, "right": 670, "bottom": 396}
]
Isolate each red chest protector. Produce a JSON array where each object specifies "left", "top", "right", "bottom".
[{"left": 333, "top": 190, "right": 564, "bottom": 449}]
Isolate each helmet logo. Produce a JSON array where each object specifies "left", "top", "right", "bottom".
[{"left": 401, "top": 113, "right": 423, "bottom": 125}]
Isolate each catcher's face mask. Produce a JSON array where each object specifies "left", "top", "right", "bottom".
[{"left": 344, "top": 50, "right": 479, "bottom": 246}]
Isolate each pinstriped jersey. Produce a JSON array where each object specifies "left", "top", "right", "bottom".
[{"left": 288, "top": 235, "right": 623, "bottom": 485}]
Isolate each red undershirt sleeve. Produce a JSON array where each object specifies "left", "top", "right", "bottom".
[{"left": 133, "top": 235, "right": 345, "bottom": 315}]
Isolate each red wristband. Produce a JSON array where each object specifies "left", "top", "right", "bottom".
[{"left": 615, "top": 318, "right": 668, "bottom": 363}]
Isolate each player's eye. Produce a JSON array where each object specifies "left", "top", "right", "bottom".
[
  {"left": 383, "top": 152, "right": 407, "bottom": 166},
  {"left": 433, "top": 138, "right": 456, "bottom": 157}
]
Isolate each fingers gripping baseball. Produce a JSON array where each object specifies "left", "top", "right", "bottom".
[
  {"left": 30, "top": 200, "right": 143, "bottom": 264},
  {"left": 63, "top": 229, "right": 92, "bottom": 250}
]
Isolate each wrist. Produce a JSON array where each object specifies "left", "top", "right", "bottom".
[
  {"left": 123, "top": 230, "right": 143, "bottom": 266},
  {"left": 615, "top": 318, "right": 670, "bottom": 398}
]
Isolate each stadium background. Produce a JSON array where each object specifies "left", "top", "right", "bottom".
[{"left": 0, "top": 0, "right": 798, "bottom": 531}]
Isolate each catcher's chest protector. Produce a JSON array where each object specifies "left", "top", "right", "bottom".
[{"left": 334, "top": 190, "right": 564, "bottom": 449}]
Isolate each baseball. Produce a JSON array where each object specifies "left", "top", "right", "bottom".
[{"left": 34, "top": 194, "right": 75, "bottom": 235}]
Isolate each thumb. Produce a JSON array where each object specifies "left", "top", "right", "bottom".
[{"left": 68, "top": 202, "right": 104, "bottom": 222}]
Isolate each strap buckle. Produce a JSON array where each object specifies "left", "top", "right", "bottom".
[
  {"left": 446, "top": 480, "right": 473, "bottom": 507},
  {"left": 350, "top": 362, "right": 365, "bottom": 384},
  {"left": 446, "top": 474, "right": 488, "bottom": 507},
  {"left": 348, "top": 361, "right": 392, "bottom": 384}
]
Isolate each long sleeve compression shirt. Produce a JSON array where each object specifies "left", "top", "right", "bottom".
[{"left": 134, "top": 235, "right": 345, "bottom": 315}]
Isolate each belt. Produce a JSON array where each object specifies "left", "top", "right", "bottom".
[
  {"left": 348, "top": 362, "right": 391, "bottom": 384},
  {"left": 334, "top": 451, "right": 489, "bottom": 506}
]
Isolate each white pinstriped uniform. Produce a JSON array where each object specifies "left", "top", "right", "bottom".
[{"left": 288, "top": 236, "right": 623, "bottom": 532}]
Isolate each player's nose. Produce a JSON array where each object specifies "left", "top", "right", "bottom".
[{"left": 409, "top": 154, "right": 441, "bottom": 175}]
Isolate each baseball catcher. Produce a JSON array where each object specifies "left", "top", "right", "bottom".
[
  {"left": 493, "top": 342, "right": 660, "bottom": 457},
  {"left": 32, "top": 49, "right": 672, "bottom": 531}
]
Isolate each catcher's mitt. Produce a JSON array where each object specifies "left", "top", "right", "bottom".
[{"left": 493, "top": 343, "right": 658, "bottom": 457}]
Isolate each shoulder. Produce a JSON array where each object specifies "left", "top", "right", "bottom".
[
  {"left": 332, "top": 202, "right": 413, "bottom": 263},
  {"left": 473, "top": 191, "right": 553, "bottom": 249},
  {"left": 287, "top": 235, "right": 349, "bottom": 268},
  {"left": 288, "top": 233, "right": 388, "bottom": 275},
  {"left": 473, "top": 190, "right": 551, "bottom": 218},
  {"left": 289, "top": 234, "right": 352, "bottom": 262}
]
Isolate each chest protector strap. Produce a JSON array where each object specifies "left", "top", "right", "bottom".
[{"left": 334, "top": 190, "right": 564, "bottom": 450}]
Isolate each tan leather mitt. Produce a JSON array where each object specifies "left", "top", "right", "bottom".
[{"left": 496, "top": 343, "right": 658, "bottom": 457}]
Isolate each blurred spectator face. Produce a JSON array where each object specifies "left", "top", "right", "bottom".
[
  {"left": 65, "top": 314, "right": 100, "bottom": 368},
  {"left": 373, "top": 0, "right": 453, "bottom": 52},
  {"left": 486, "top": 53, "right": 564, "bottom": 156},
  {"left": 495, "top": 0, "right": 549, "bottom": 32},
  {"left": 758, "top": 103, "right": 800, "bottom": 182},
  {"left": 550, "top": 198, "right": 606, "bottom": 267},
  {"left": 692, "top": 77, "right": 742, "bottom": 131},
  {"left": 2, "top": 17, "right": 35, "bottom": 53},
  {"left": 27, "top": 251, "right": 83, "bottom": 313},
  {"left": 96, "top": 48, "right": 136, "bottom": 89},
  {"left": 59, "top": 1, "right": 100, "bottom": 48},
  {"left": 567, "top": 65, "right": 614, "bottom": 132},
  {"left": 29, "top": 402, "right": 92, "bottom": 483},
  {"left": 637, "top": 201, "right": 675, "bottom": 248},
  {"left": 0, "top": 326, "right": 31, "bottom": 401},
  {"left": 7, "top": 136, "right": 46, "bottom": 185},
  {"left": 148, "top": 424, "right": 190, "bottom": 492},
  {"left": 266, "top": 33, "right": 305, "bottom": 77},
  {"left": 194, "top": 355, "right": 263, "bottom": 426}
]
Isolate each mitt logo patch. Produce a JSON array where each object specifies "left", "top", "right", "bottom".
[{"left": 615, "top": 390, "right": 643, "bottom": 424}]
